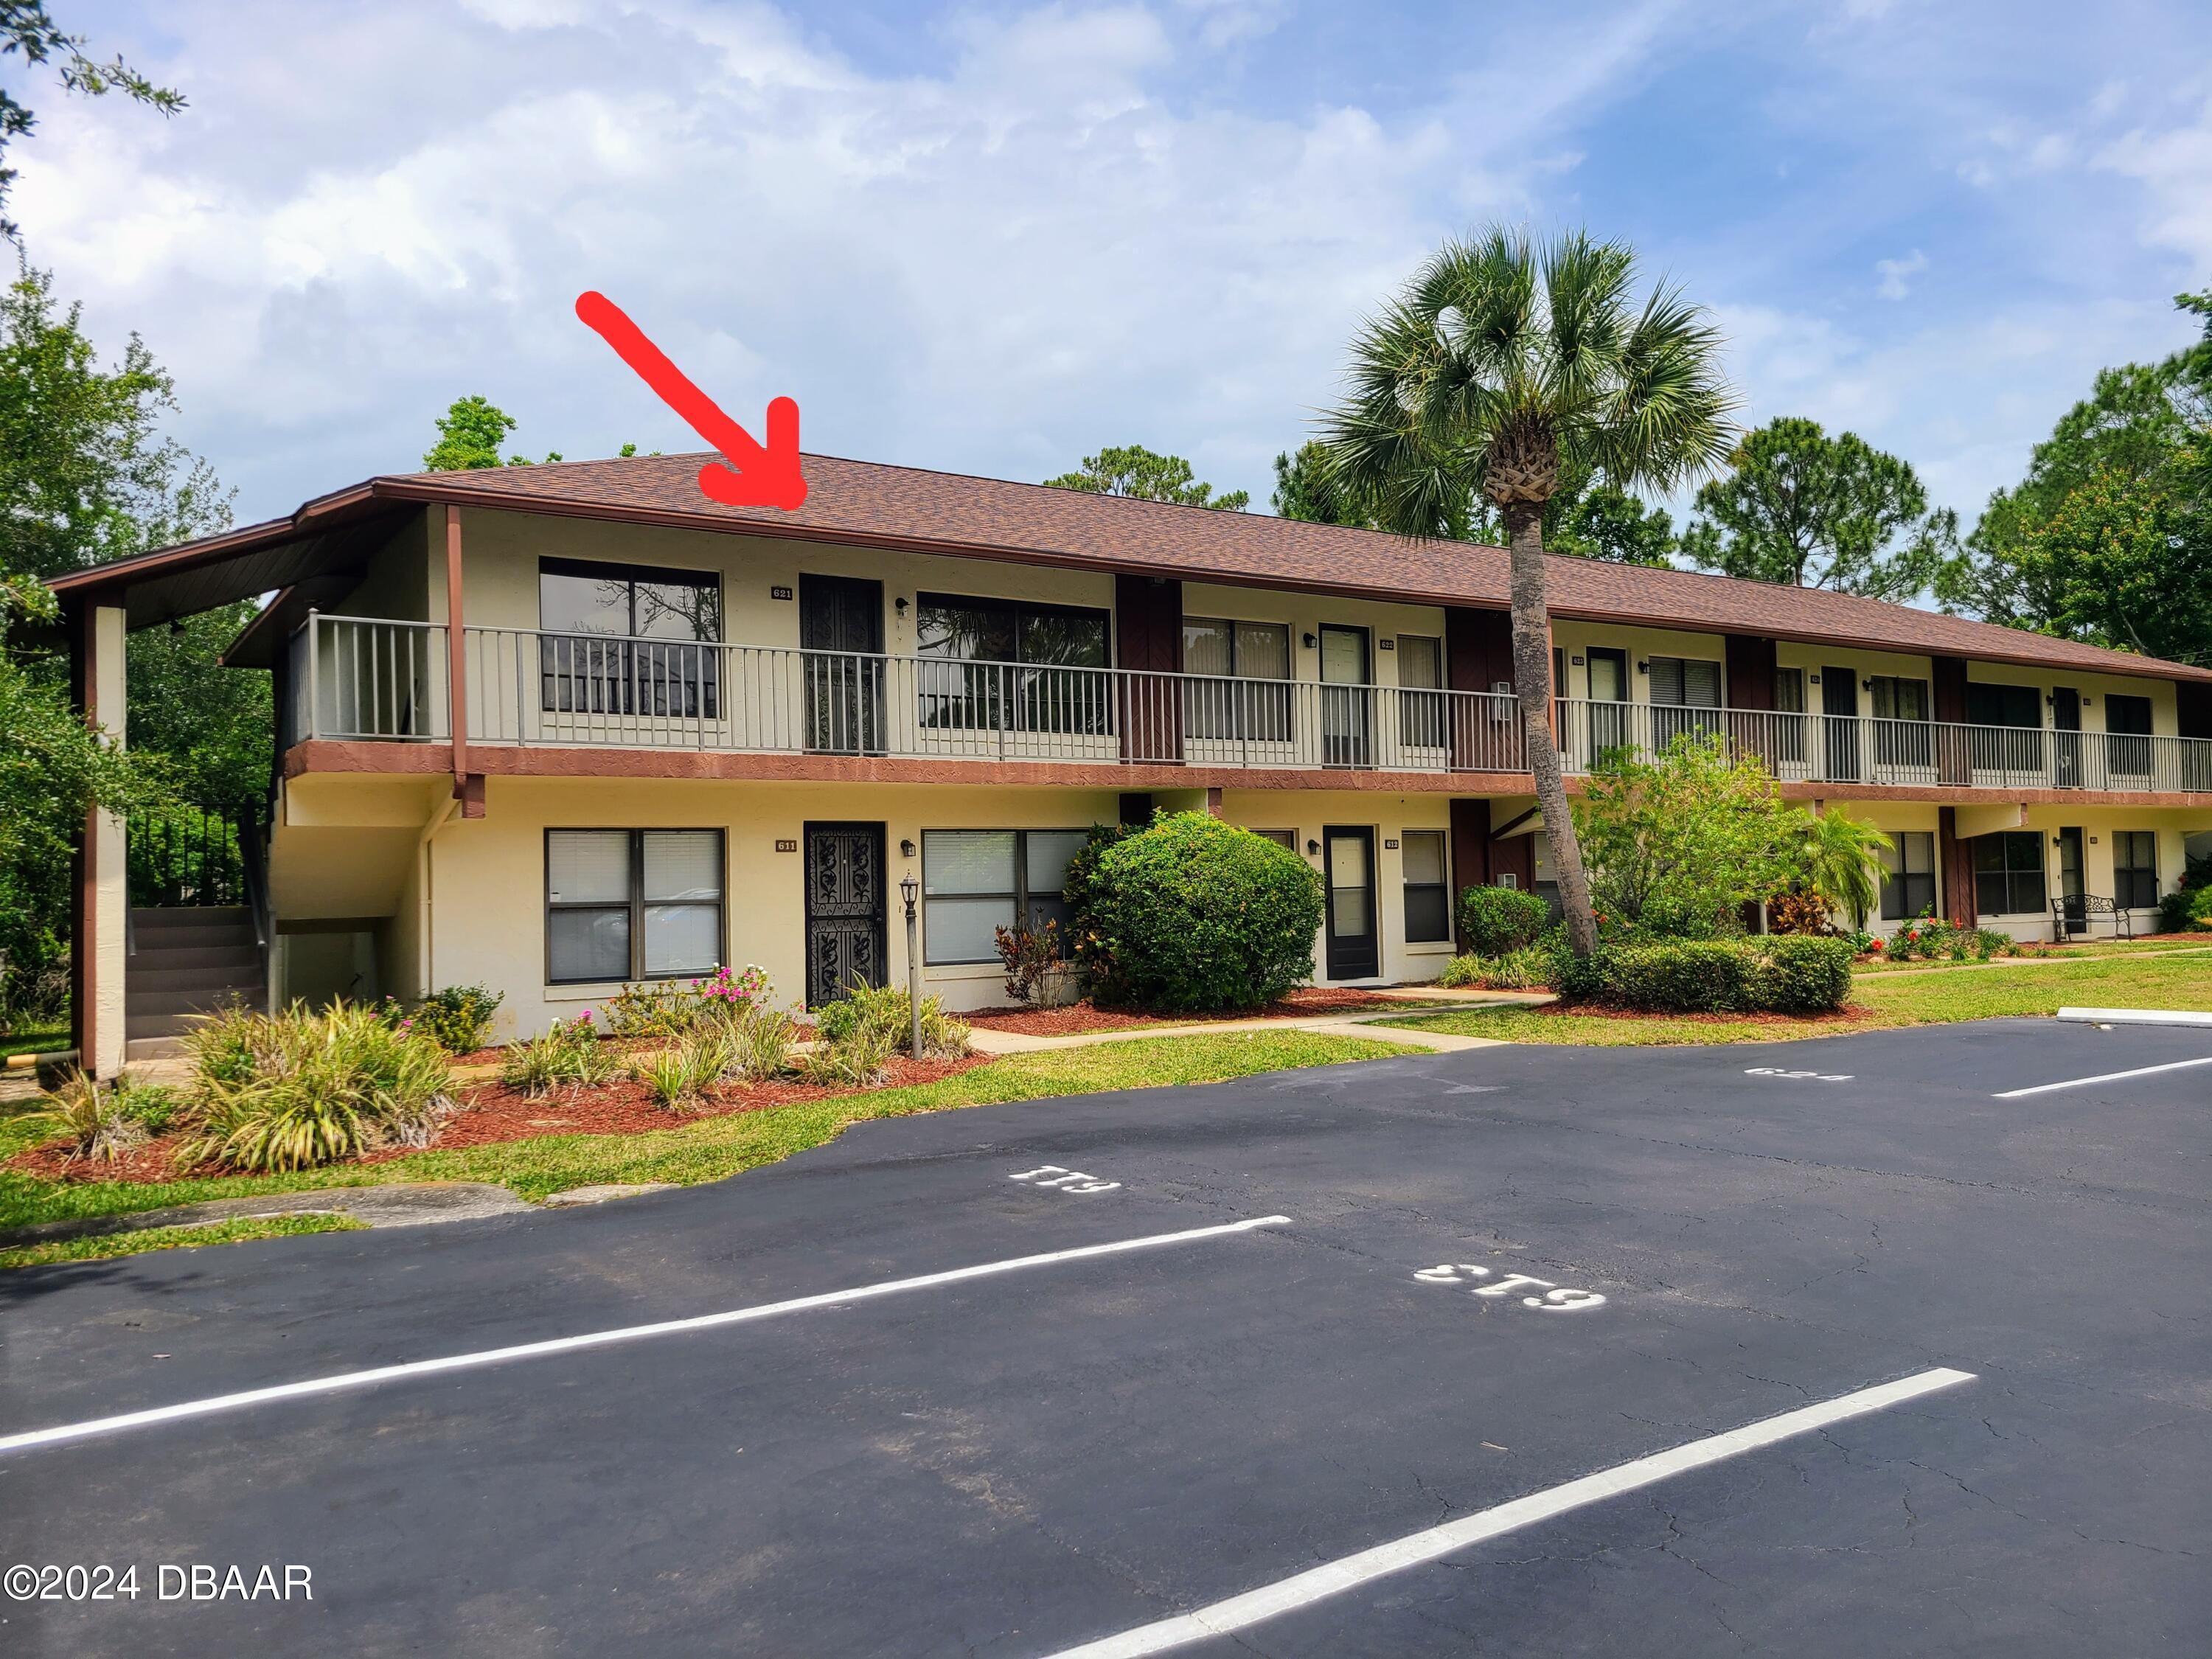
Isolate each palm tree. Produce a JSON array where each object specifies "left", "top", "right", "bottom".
[
  {"left": 1322, "top": 228, "right": 1735, "bottom": 956},
  {"left": 1796, "top": 810, "right": 1891, "bottom": 933}
]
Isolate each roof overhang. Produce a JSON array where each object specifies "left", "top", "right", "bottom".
[{"left": 44, "top": 465, "right": 2212, "bottom": 687}]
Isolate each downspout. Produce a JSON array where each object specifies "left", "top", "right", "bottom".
[{"left": 417, "top": 793, "right": 459, "bottom": 996}]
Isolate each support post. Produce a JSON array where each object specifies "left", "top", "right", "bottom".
[
  {"left": 443, "top": 505, "right": 474, "bottom": 810},
  {"left": 72, "top": 604, "right": 130, "bottom": 1077}
]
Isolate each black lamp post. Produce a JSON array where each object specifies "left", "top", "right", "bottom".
[{"left": 900, "top": 873, "right": 922, "bottom": 1058}]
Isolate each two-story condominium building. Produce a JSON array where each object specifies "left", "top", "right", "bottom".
[{"left": 51, "top": 452, "right": 2212, "bottom": 1072}]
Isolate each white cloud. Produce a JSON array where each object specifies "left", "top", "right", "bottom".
[
  {"left": 2096, "top": 91, "right": 2212, "bottom": 265},
  {"left": 1874, "top": 248, "right": 1927, "bottom": 299},
  {"left": 13, "top": 0, "right": 1672, "bottom": 518}
]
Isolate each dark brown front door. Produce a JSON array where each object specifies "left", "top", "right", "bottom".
[
  {"left": 804, "top": 821, "right": 886, "bottom": 1006},
  {"left": 1323, "top": 827, "right": 1379, "bottom": 980},
  {"left": 2056, "top": 826, "right": 2086, "bottom": 935},
  {"left": 800, "top": 575, "right": 885, "bottom": 754}
]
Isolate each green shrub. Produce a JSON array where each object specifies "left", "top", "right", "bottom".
[
  {"left": 1576, "top": 935, "right": 1854, "bottom": 1014},
  {"left": 30, "top": 1068, "right": 176, "bottom": 1165},
  {"left": 500, "top": 1012, "right": 619, "bottom": 1098},
  {"left": 1080, "top": 813, "right": 1324, "bottom": 1011},
  {"left": 2157, "top": 883, "right": 2212, "bottom": 934},
  {"left": 410, "top": 984, "right": 504, "bottom": 1053},
  {"left": 1455, "top": 885, "right": 1551, "bottom": 956},
  {"left": 1062, "top": 821, "right": 1141, "bottom": 990},
  {"left": 813, "top": 982, "right": 969, "bottom": 1059},
  {"left": 1437, "top": 947, "right": 1548, "bottom": 990},
  {"left": 801, "top": 1021, "right": 894, "bottom": 1087},
  {"left": 1750, "top": 936, "right": 1857, "bottom": 1012},
  {"left": 179, "top": 1004, "right": 453, "bottom": 1173},
  {"left": 728, "top": 1001, "right": 797, "bottom": 1082},
  {"left": 634, "top": 1033, "right": 733, "bottom": 1110}
]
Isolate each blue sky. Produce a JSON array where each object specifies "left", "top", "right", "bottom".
[{"left": 10, "top": 0, "right": 2211, "bottom": 534}]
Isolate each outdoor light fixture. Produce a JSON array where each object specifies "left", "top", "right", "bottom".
[
  {"left": 900, "top": 874, "right": 922, "bottom": 1058},
  {"left": 1306, "top": 838, "right": 1320, "bottom": 854},
  {"left": 1863, "top": 679, "right": 1874, "bottom": 690},
  {"left": 900, "top": 838, "right": 916, "bottom": 858},
  {"left": 894, "top": 596, "right": 909, "bottom": 615},
  {"left": 1637, "top": 660, "right": 1649, "bottom": 674},
  {"left": 1302, "top": 632, "right": 1318, "bottom": 649}
]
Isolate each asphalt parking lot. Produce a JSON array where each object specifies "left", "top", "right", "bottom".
[{"left": 2, "top": 1015, "right": 2208, "bottom": 1657}]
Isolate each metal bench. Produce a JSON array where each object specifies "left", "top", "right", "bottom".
[{"left": 2053, "top": 893, "right": 2134, "bottom": 943}]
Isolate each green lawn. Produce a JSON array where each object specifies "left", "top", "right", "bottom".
[
  {"left": 0, "top": 1029, "right": 1397, "bottom": 1239},
  {"left": 1, "top": 1018, "right": 70, "bottom": 1061},
  {"left": 1385, "top": 952, "right": 2212, "bottom": 1048},
  {"left": 0, "top": 1213, "right": 364, "bottom": 1270}
]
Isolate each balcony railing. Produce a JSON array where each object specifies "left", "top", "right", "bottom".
[{"left": 288, "top": 615, "right": 2212, "bottom": 794}]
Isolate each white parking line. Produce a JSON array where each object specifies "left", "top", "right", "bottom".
[
  {"left": 1992, "top": 1055, "right": 2212, "bottom": 1098},
  {"left": 0, "top": 1214, "right": 1293, "bottom": 1457},
  {"left": 1038, "top": 1366, "right": 1975, "bottom": 1659}
]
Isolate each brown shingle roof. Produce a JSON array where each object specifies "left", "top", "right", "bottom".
[
  {"left": 410, "top": 451, "right": 2210, "bottom": 681},
  {"left": 55, "top": 449, "right": 2212, "bottom": 683}
]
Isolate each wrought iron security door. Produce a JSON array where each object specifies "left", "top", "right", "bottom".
[{"left": 804, "top": 821, "right": 887, "bottom": 1007}]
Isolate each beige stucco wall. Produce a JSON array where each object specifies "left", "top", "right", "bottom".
[{"left": 274, "top": 776, "right": 1488, "bottom": 1035}]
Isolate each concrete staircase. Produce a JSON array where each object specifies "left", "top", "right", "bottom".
[{"left": 126, "top": 906, "right": 265, "bottom": 1058}]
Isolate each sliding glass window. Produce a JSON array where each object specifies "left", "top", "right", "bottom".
[
  {"left": 916, "top": 595, "right": 1110, "bottom": 736},
  {"left": 539, "top": 559, "right": 722, "bottom": 719}
]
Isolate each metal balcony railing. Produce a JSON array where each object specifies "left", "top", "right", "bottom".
[{"left": 288, "top": 615, "right": 2212, "bottom": 793}]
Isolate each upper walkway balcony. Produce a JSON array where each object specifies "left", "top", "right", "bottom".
[{"left": 287, "top": 614, "right": 2212, "bottom": 797}]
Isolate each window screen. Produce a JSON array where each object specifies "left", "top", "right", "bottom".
[
  {"left": 2107, "top": 695, "right": 2154, "bottom": 777},
  {"left": 2113, "top": 831, "right": 2158, "bottom": 911},
  {"left": 1973, "top": 832, "right": 2047, "bottom": 917},
  {"left": 1648, "top": 657, "right": 1722, "bottom": 707},
  {"left": 1878, "top": 831, "right": 1937, "bottom": 922},
  {"left": 546, "top": 829, "right": 723, "bottom": 983},
  {"left": 1182, "top": 618, "right": 1292, "bottom": 741},
  {"left": 1401, "top": 830, "right": 1450, "bottom": 943},
  {"left": 1965, "top": 683, "right": 2041, "bottom": 728}
]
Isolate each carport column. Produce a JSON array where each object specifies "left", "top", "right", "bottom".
[
  {"left": 443, "top": 505, "right": 481, "bottom": 817},
  {"left": 72, "top": 603, "right": 130, "bottom": 1077},
  {"left": 1938, "top": 806, "right": 1976, "bottom": 929}
]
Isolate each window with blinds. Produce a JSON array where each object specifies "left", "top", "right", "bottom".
[
  {"left": 2113, "top": 831, "right": 2158, "bottom": 911},
  {"left": 546, "top": 829, "right": 724, "bottom": 984},
  {"left": 1648, "top": 657, "right": 1721, "bottom": 707}
]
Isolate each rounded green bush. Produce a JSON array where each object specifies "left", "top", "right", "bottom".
[
  {"left": 1083, "top": 813, "right": 1324, "bottom": 1011},
  {"left": 1457, "top": 884, "right": 1552, "bottom": 955}
]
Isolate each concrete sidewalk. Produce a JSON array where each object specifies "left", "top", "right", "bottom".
[{"left": 962, "top": 990, "right": 1550, "bottom": 1056}]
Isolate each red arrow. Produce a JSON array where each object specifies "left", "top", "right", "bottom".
[{"left": 574, "top": 290, "right": 807, "bottom": 510}]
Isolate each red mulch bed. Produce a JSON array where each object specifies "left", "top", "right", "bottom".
[
  {"left": 964, "top": 987, "right": 1426, "bottom": 1037},
  {"left": 6, "top": 1053, "right": 992, "bottom": 1185},
  {"left": 380, "top": 1053, "right": 988, "bottom": 1154}
]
